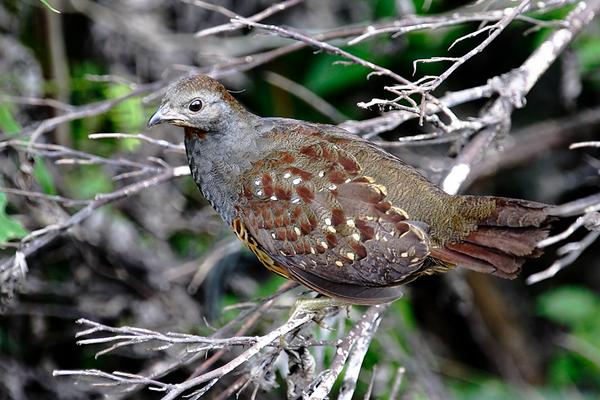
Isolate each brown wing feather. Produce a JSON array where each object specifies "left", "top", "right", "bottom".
[
  {"left": 231, "top": 217, "right": 289, "bottom": 279},
  {"left": 234, "top": 127, "right": 431, "bottom": 302}
]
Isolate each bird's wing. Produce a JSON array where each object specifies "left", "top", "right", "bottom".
[{"left": 234, "top": 127, "right": 430, "bottom": 304}]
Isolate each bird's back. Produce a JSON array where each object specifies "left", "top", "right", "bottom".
[{"left": 254, "top": 118, "right": 489, "bottom": 246}]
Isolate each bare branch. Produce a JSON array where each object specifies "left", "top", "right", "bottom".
[
  {"left": 0, "top": 94, "right": 75, "bottom": 112},
  {"left": 439, "top": 0, "right": 600, "bottom": 194},
  {"left": 305, "top": 303, "right": 389, "bottom": 399},
  {"left": 189, "top": 0, "right": 304, "bottom": 38},
  {"left": 570, "top": 141, "right": 600, "bottom": 149},
  {"left": 160, "top": 309, "right": 316, "bottom": 400},
  {"left": 89, "top": 133, "right": 185, "bottom": 153},
  {"left": 0, "top": 165, "right": 190, "bottom": 275},
  {"left": 0, "top": 187, "right": 90, "bottom": 207},
  {"left": 338, "top": 311, "right": 384, "bottom": 400},
  {"left": 348, "top": 0, "right": 574, "bottom": 45},
  {"left": 527, "top": 230, "right": 600, "bottom": 284},
  {"left": 389, "top": 367, "right": 406, "bottom": 399}
]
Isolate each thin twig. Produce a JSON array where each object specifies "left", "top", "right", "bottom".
[
  {"left": 0, "top": 166, "right": 190, "bottom": 274},
  {"left": 305, "top": 304, "right": 389, "bottom": 399},
  {"left": 89, "top": 133, "right": 184, "bottom": 152},
  {"left": 190, "top": 0, "right": 304, "bottom": 38},
  {"left": 160, "top": 309, "right": 315, "bottom": 400},
  {"left": 527, "top": 230, "right": 600, "bottom": 284}
]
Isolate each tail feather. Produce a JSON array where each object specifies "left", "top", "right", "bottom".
[
  {"left": 432, "top": 197, "right": 551, "bottom": 279},
  {"left": 464, "top": 226, "right": 547, "bottom": 257},
  {"left": 477, "top": 197, "right": 549, "bottom": 227}
]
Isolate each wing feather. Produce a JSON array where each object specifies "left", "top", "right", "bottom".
[{"left": 234, "top": 124, "right": 431, "bottom": 302}]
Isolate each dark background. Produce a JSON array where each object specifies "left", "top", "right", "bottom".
[{"left": 1, "top": 0, "right": 599, "bottom": 398}]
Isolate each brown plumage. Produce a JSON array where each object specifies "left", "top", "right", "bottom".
[{"left": 148, "top": 74, "right": 553, "bottom": 305}]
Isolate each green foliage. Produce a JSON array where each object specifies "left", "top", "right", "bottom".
[
  {"left": 574, "top": 32, "right": 600, "bottom": 76},
  {"left": 304, "top": 43, "right": 391, "bottom": 97},
  {"left": 537, "top": 286, "right": 600, "bottom": 388},
  {"left": 169, "top": 231, "right": 214, "bottom": 258},
  {"left": 104, "top": 84, "right": 144, "bottom": 152},
  {"left": 0, "top": 192, "right": 28, "bottom": 243},
  {"left": 33, "top": 157, "right": 57, "bottom": 195},
  {"left": 374, "top": 0, "right": 396, "bottom": 18},
  {"left": 529, "top": 4, "right": 577, "bottom": 50},
  {"left": 64, "top": 165, "right": 113, "bottom": 199},
  {"left": 69, "top": 63, "right": 108, "bottom": 148},
  {"left": 0, "top": 104, "right": 20, "bottom": 136},
  {"left": 450, "top": 378, "right": 520, "bottom": 400},
  {"left": 253, "top": 274, "right": 287, "bottom": 299},
  {"left": 537, "top": 286, "right": 600, "bottom": 329}
]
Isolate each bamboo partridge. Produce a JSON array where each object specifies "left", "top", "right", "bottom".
[{"left": 148, "top": 75, "right": 551, "bottom": 305}]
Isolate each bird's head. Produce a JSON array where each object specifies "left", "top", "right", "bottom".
[{"left": 147, "top": 75, "right": 247, "bottom": 133}]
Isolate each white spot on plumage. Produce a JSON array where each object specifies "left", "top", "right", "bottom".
[
  {"left": 328, "top": 184, "right": 337, "bottom": 190},
  {"left": 310, "top": 247, "right": 316, "bottom": 254},
  {"left": 292, "top": 178, "right": 302, "bottom": 185},
  {"left": 271, "top": 233, "right": 277, "bottom": 239},
  {"left": 283, "top": 172, "right": 292, "bottom": 179},
  {"left": 346, "top": 218, "right": 355, "bottom": 227},
  {"left": 375, "top": 184, "right": 388, "bottom": 196},
  {"left": 346, "top": 252, "right": 355, "bottom": 260},
  {"left": 327, "top": 226, "right": 336, "bottom": 233},
  {"left": 270, "top": 195, "right": 278, "bottom": 201},
  {"left": 320, "top": 241, "right": 328, "bottom": 249},
  {"left": 254, "top": 179, "right": 261, "bottom": 186},
  {"left": 324, "top": 218, "right": 332, "bottom": 226},
  {"left": 294, "top": 227, "right": 301, "bottom": 236},
  {"left": 292, "top": 198, "right": 301, "bottom": 204},
  {"left": 335, "top": 260, "right": 344, "bottom": 267},
  {"left": 400, "top": 252, "right": 408, "bottom": 257},
  {"left": 318, "top": 171, "right": 325, "bottom": 178},
  {"left": 351, "top": 233, "right": 360, "bottom": 241}
]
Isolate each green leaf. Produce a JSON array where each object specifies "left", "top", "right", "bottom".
[
  {"left": 374, "top": 0, "right": 396, "bottom": 18},
  {"left": 33, "top": 157, "right": 57, "bottom": 195},
  {"left": 0, "top": 105, "right": 21, "bottom": 136},
  {"left": 537, "top": 286, "right": 600, "bottom": 328},
  {"left": 253, "top": 274, "right": 287, "bottom": 299},
  {"left": 105, "top": 84, "right": 144, "bottom": 152},
  {"left": 575, "top": 36, "right": 600, "bottom": 74},
  {"left": 65, "top": 166, "right": 113, "bottom": 199},
  {"left": 547, "top": 353, "right": 585, "bottom": 386},
  {"left": 304, "top": 44, "right": 389, "bottom": 96},
  {"left": 0, "top": 192, "right": 28, "bottom": 242}
]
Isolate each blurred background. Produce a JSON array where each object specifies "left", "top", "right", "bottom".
[{"left": 1, "top": 0, "right": 600, "bottom": 399}]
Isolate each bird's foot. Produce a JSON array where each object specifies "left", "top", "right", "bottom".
[{"left": 289, "top": 296, "right": 350, "bottom": 320}]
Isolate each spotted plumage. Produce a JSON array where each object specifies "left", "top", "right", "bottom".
[{"left": 148, "top": 75, "right": 553, "bottom": 305}]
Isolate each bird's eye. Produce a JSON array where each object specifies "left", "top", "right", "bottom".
[{"left": 188, "top": 99, "right": 203, "bottom": 112}]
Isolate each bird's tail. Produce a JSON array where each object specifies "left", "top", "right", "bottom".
[{"left": 430, "top": 197, "right": 552, "bottom": 279}]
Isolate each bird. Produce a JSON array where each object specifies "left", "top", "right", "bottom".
[{"left": 148, "top": 74, "right": 552, "bottom": 305}]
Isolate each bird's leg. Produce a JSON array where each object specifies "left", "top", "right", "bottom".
[{"left": 289, "top": 296, "right": 350, "bottom": 320}]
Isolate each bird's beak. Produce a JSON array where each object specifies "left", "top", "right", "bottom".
[{"left": 147, "top": 104, "right": 184, "bottom": 128}]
